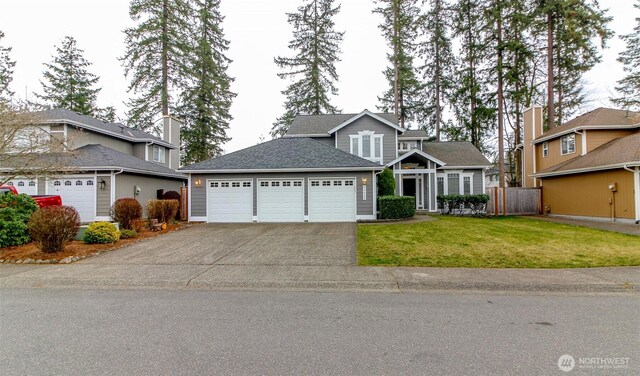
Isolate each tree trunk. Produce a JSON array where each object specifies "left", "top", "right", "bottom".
[
  {"left": 497, "top": 2, "right": 505, "bottom": 189},
  {"left": 546, "top": 10, "right": 554, "bottom": 129},
  {"left": 161, "top": 0, "right": 169, "bottom": 116},
  {"left": 435, "top": 0, "right": 441, "bottom": 142},
  {"left": 393, "top": 0, "right": 401, "bottom": 126}
]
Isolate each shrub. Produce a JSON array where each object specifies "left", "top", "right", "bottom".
[
  {"left": 119, "top": 229, "right": 138, "bottom": 239},
  {"left": 83, "top": 221, "right": 120, "bottom": 244},
  {"left": 437, "top": 194, "right": 489, "bottom": 216},
  {"left": 28, "top": 206, "right": 80, "bottom": 253},
  {"left": 377, "top": 168, "right": 396, "bottom": 196},
  {"left": 162, "top": 191, "right": 181, "bottom": 220},
  {"left": 0, "top": 193, "right": 38, "bottom": 247},
  {"left": 378, "top": 195, "right": 416, "bottom": 219},
  {"left": 130, "top": 218, "right": 146, "bottom": 233},
  {"left": 146, "top": 199, "right": 179, "bottom": 223},
  {"left": 110, "top": 198, "right": 142, "bottom": 230}
]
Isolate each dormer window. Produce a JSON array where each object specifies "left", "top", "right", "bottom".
[
  {"left": 153, "top": 145, "right": 165, "bottom": 163},
  {"left": 561, "top": 135, "right": 575, "bottom": 155},
  {"left": 398, "top": 141, "right": 417, "bottom": 151},
  {"left": 350, "top": 131, "right": 383, "bottom": 164}
]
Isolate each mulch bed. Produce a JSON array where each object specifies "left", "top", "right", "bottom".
[{"left": 0, "top": 222, "right": 193, "bottom": 263}]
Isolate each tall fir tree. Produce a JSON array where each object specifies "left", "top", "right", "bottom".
[
  {"left": 178, "top": 0, "right": 235, "bottom": 164},
  {"left": 271, "top": 0, "right": 344, "bottom": 138},
  {"left": 122, "top": 0, "right": 192, "bottom": 134},
  {"left": 36, "top": 36, "right": 101, "bottom": 116},
  {"left": 0, "top": 31, "right": 15, "bottom": 104},
  {"left": 417, "top": 0, "right": 456, "bottom": 140},
  {"left": 613, "top": 0, "right": 640, "bottom": 110},
  {"left": 374, "top": 0, "right": 422, "bottom": 128},
  {"left": 451, "top": 0, "right": 495, "bottom": 151}
]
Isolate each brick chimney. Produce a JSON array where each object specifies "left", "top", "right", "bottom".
[
  {"left": 163, "top": 116, "right": 181, "bottom": 170},
  {"left": 522, "top": 106, "right": 543, "bottom": 187}
]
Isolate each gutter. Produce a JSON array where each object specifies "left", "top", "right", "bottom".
[
  {"left": 532, "top": 123, "right": 640, "bottom": 144},
  {"left": 533, "top": 161, "right": 640, "bottom": 178},
  {"left": 179, "top": 166, "right": 385, "bottom": 174}
]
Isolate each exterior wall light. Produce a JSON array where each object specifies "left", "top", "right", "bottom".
[
  {"left": 361, "top": 177, "right": 368, "bottom": 185},
  {"left": 194, "top": 179, "right": 202, "bottom": 187},
  {"left": 99, "top": 179, "right": 106, "bottom": 190}
]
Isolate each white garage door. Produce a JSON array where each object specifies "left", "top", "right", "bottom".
[
  {"left": 308, "top": 179, "right": 356, "bottom": 222},
  {"left": 6, "top": 179, "right": 38, "bottom": 195},
  {"left": 207, "top": 180, "right": 253, "bottom": 223},
  {"left": 257, "top": 180, "right": 304, "bottom": 222},
  {"left": 47, "top": 178, "right": 96, "bottom": 222}
]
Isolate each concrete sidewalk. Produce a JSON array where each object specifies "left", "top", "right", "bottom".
[
  {"left": 529, "top": 215, "right": 640, "bottom": 236},
  {"left": 1, "top": 263, "right": 638, "bottom": 294}
]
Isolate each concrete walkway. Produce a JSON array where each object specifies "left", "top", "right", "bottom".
[{"left": 528, "top": 215, "right": 640, "bottom": 236}]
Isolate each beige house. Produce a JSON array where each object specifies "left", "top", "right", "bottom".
[{"left": 522, "top": 106, "right": 640, "bottom": 223}]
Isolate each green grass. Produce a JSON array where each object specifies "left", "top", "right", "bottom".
[{"left": 357, "top": 216, "right": 640, "bottom": 268}]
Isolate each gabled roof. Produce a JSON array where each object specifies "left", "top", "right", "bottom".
[
  {"left": 534, "top": 107, "right": 640, "bottom": 144},
  {"left": 398, "top": 129, "right": 430, "bottom": 139},
  {"left": 36, "top": 108, "right": 175, "bottom": 149},
  {"left": 285, "top": 111, "right": 400, "bottom": 136},
  {"left": 422, "top": 142, "right": 491, "bottom": 168},
  {"left": 534, "top": 132, "right": 640, "bottom": 177},
  {"left": 180, "top": 137, "right": 383, "bottom": 172},
  {"left": 387, "top": 148, "right": 446, "bottom": 167},
  {"left": 0, "top": 144, "right": 185, "bottom": 179}
]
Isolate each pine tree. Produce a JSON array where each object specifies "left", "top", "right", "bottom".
[
  {"left": 36, "top": 36, "right": 101, "bottom": 116},
  {"left": 178, "top": 0, "right": 235, "bottom": 164},
  {"left": 450, "top": 0, "right": 495, "bottom": 151},
  {"left": 0, "top": 31, "right": 15, "bottom": 104},
  {"left": 417, "top": 0, "right": 456, "bottom": 140},
  {"left": 374, "top": 0, "right": 422, "bottom": 128},
  {"left": 271, "top": 0, "right": 344, "bottom": 138},
  {"left": 613, "top": 0, "right": 640, "bottom": 110},
  {"left": 122, "top": 0, "right": 192, "bottom": 134}
]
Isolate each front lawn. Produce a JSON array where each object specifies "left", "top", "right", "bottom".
[{"left": 358, "top": 216, "right": 640, "bottom": 268}]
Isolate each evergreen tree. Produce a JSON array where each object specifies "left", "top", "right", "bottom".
[
  {"left": 36, "top": 36, "right": 101, "bottom": 116},
  {"left": 271, "top": 0, "right": 344, "bottom": 138},
  {"left": 417, "top": 0, "right": 456, "bottom": 140},
  {"left": 613, "top": 0, "right": 640, "bottom": 110},
  {"left": 98, "top": 106, "right": 118, "bottom": 123},
  {"left": 450, "top": 0, "right": 495, "bottom": 151},
  {"left": 122, "top": 0, "right": 192, "bottom": 134},
  {"left": 0, "top": 31, "right": 15, "bottom": 104},
  {"left": 374, "top": 0, "right": 422, "bottom": 128},
  {"left": 178, "top": 0, "right": 235, "bottom": 164}
]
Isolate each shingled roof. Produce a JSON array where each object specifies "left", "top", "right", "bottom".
[
  {"left": 36, "top": 108, "right": 175, "bottom": 148},
  {"left": 534, "top": 107, "right": 640, "bottom": 143},
  {"left": 422, "top": 142, "right": 491, "bottom": 167},
  {"left": 286, "top": 112, "right": 399, "bottom": 136},
  {"left": 399, "top": 129, "right": 430, "bottom": 138},
  {"left": 181, "top": 137, "right": 383, "bottom": 171},
  {"left": 535, "top": 132, "right": 640, "bottom": 176}
]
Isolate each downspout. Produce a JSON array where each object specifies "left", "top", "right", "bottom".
[{"left": 623, "top": 165, "right": 640, "bottom": 224}]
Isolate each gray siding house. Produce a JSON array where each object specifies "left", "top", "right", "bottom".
[
  {"left": 2, "top": 109, "right": 185, "bottom": 222},
  {"left": 181, "top": 110, "right": 489, "bottom": 223}
]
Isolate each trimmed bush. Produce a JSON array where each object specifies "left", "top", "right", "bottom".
[
  {"left": 130, "top": 218, "right": 146, "bottom": 233},
  {"left": 437, "top": 194, "right": 489, "bottom": 216},
  {"left": 377, "top": 168, "right": 396, "bottom": 196},
  {"left": 378, "top": 195, "right": 416, "bottom": 219},
  {"left": 83, "top": 221, "right": 120, "bottom": 244},
  {"left": 146, "top": 199, "right": 179, "bottom": 223},
  {"left": 0, "top": 193, "right": 38, "bottom": 247},
  {"left": 119, "top": 229, "right": 138, "bottom": 239},
  {"left": 110, "top": 198, "right": 142, "bottom": 230},
  {"left": 29, "top": 206, "right": 80, "bottom": 253},
  {"left": 162, "top": 191, "right": 181, "bottom": 220}
]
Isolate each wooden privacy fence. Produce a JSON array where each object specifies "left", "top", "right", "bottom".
[
  {"left": 486, "top": 187, "right": 542, "bottom": 216},
  {"left": 180, "top": 185, "right": 189, "bottom": 221}
]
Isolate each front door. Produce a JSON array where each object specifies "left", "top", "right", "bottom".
[{"left": 401, "top": 175, "right": 424, "bottom": 210}]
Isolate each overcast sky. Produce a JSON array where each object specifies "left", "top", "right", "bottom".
[{"left": 0, "top": 0, "right": 636, "bottom": 153}]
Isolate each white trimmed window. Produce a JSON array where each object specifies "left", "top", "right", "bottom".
[
  {"left": 561, "top": 135, "right": 575, "bottom": 155},
  {"left": 437, "top": 172, "right": 474, "bottom": 195},
  {"left": 349, "top": 131, "right": 384, "bottom": 164},
  {"left": 153, "top": 145, "right": 166, "bottom": 163},
  {"left": 542, "top": 142, "right": 549, "bottom": 157},
  {"left": 398, "top": 141, "right": 417, "bottom": 151}
]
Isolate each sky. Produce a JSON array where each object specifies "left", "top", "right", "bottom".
[{"left": 0, "top": 0, "right": 636, "bottom": 154}]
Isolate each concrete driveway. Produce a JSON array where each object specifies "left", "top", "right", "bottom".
[{"left": 81, "top": 223, "right": 357, "bottom": 266}]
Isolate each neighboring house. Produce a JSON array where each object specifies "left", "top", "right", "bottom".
[
  {"left": 485, "top": 164, "right": 514, "bottom": 188},
  {"left": 2, "top": 109, "right": 185, "bottom": 222},
  {"left": 522, "top": 106, "right": 640, "bottom": 223},
  {"left": 182, "top": 110, "right": 489, "bottom": 223}
]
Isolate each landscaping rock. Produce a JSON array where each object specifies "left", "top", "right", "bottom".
[{"left": 59, "top": 257, "right": 74, "bottom": 264}]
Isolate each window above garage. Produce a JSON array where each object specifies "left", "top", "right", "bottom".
[{"left": 349, "top": 131, "right": 384, "bottom": 165}]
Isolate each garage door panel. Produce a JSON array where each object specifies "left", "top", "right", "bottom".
[
  {"left": 6, "top": 179, "right": 38, "bottom": 195},
  {"left": 308, "top": 179, "right": 356, "bottom": 222},
  {"left": 207, "top": 180, "right": 253, "bottom": 223},
  {"left": 47, "top": 178, "right": 95, "bottom": 222},
  {"left": 257, "top": 180, "right": 304, "bottom": 222}
]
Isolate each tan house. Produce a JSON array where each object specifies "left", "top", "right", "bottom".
[{"left": 522, "top": 106, "right": 640, "bottom": 223}]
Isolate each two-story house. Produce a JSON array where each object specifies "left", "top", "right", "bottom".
[
  {"left": 182, "top": 110, "right": 489, "bottom": 223},
  {"left": 522, "top": 106, "right": 640, "bottom": 223},
  {"left": 2, "top": 109, "right": 185, "bottom": 222}
]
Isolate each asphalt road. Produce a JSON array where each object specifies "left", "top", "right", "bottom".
[{"left": 0, "top": 289, "right": 637, "bottom": 375}]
